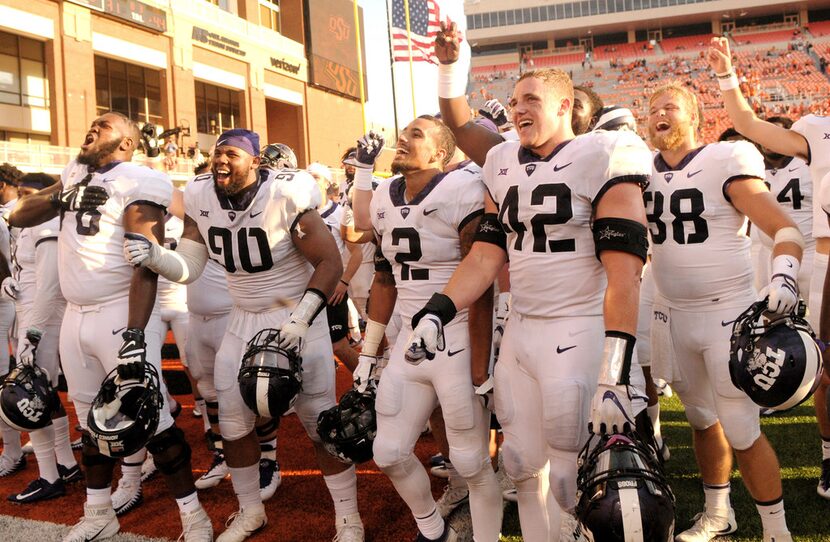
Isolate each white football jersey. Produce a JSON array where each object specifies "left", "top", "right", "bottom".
[
  {"left": 483, "top": 130, "right": 652, "bottom": 318},
  {"left": 186, "top": 258, "right": 232, "bottom": 317},
  {"left": 157, "top": 215, "right": 187, "bottom": 308},
  {"left": 819, "top": 170, "right": 830, "bottom": 222},
  {"left": 791, "top": 114, "right": 830, "bottom": 238},
  {"left": 646, "top": 141, "right": 765, "bottom": 309},
  {"left": 320, "top": 200, "right": 346, "bottom": 256},
  {"left": 58, "top": 160, "right": 173, "bottom": 305},
  {"left": 2, "top": 199, "right": 18, "bottom": 241},
  {"left": 757, "top": 157, "right": 813, "bottom": 250},
  {"left": 185, "top": 168, "right": 321, "bottom": 312},
  {"left": 12, "top": 216, "right": 60, "bottom": 307},
  {"left": 370, "top": 162, "right": 485, "bottom": 326}
]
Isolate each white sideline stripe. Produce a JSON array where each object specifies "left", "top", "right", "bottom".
[{"left": 0, "top": 515, "right": 168, "bottom": 541}]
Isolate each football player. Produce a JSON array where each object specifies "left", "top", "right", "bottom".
[
  {"left": 3, "top": 172, "right": 81, "bottom": 503},
  {"left": 9, "top": 111, "right": 211, "bottom": 541},
  {"left": 707, "top": 36, "right": 830, "bottom": 501},
  {"left": 123, "top": 128, "right": 365, "bottom": 542},
  {"left": 355, "top": 115, "right": 501, "bottom": 542},
  {"left": 572, "top": 85, "right": 604, "bottom": 135},
  {"left": 409, "top": 22, "right": 652, "bottom": 542},
  {"left": 0, "top": 163, "right": 19, "bottom": 470},
  {"left": 645, "top": 82, "right": 799, "bottom": 542}
]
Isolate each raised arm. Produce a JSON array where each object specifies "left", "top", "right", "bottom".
[
  {"left": 707, "top": 37, "right": 808, "bottom": 160},
  {"left": 436, "top": 21, "right": 503, "bottom": 166}
]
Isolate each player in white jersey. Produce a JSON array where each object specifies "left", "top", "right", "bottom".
[
  {"left": 707, "top": 37, "right": 830, "bottom": 502},
  {"left": 354, "top": 117, "right": 501, "bottom": 542},
  {"left": 123, "top": 128, "right": 365, "bottom": 542},
  {"left": 408, "top": 23, "right": 652, "bottom": 542},
  {"left": 9, "top": 112, "right": 211, "bottom": 541},
  {"left": 646, "top": 83, "right": 802, "bottom": 542},
  {"left": 3, "top": 172, "right": 81, "bottom": 503},
  {"left": 0, "top": 210, "right": 21, "bottom": 478}
]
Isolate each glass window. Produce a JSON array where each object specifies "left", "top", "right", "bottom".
[
  {"left": 94, "top": 56, "right": 162, "bottom": 125},
  {"left": 259, "top": 0, "right": 280, "bottom": 33},
  {"left": 505, "top": 10, "right": 514, "bottom": 25},
  {"left": 195, "top": 80, "right": 243, "bottom": 135},
  {"left": 564, "top": 4, "right": 573, "bottom": 18},
  {"left": 582, "top": 1, "right": 591, "bottom": 16},
  {"left": 0, "top": 31, "right": 47, "bottom": 108},
  {"left": 555, "top": 4, "right": 565, "bottom": 19}
]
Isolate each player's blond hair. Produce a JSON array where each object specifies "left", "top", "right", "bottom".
[
  {"left": 517, "top": 69, "right": 574, "bottom": 104},
  {"left": 649, "top": 83, "right": 703, "bottom": 134}
]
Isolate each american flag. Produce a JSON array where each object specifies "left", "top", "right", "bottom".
[{"left": 391, "top": 0, "right": 442, "bottom": 64}]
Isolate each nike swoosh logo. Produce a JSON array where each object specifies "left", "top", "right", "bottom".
[
  {"left": 250, "top": 211, "right": 263, "bottom": 218},
  {"left": 15, "top": 488, "right": 43, "bottom": 500},
  {"left": 423, "top": 209, "right": 439, "bottom": 216},
  {"left": 553, "top": 162, "right": 572, "bottom": 172},
  {"left": 85, "top": 523, "right": 110, "bottom": 540},
  {"left": 112, "top": 327, "right": 126, "bottom": 335},
  {"left": 786, "top": 261, "right": 793, "bottom": 268},
  {"left": 447, "top": 349, "right": 465, "bottom": 357},
  {"left": 789, "top": 167, "right": 800, "bottom": 172},
  {"left": 556, "top": 345, "right": 577, "bottom": 354},
  {"left": 687, "top": 170, "right": 703, "bottom": 178},
  {"left": 602, "top": 391, "right": 635, "bottom": 423}
]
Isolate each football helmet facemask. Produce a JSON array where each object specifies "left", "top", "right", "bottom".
[
  {"left": 238, "top": 329, "right": 302, "bottom": 419},
  {"left": 576, "top": 432, "right": 676, "bottom": 542},
  {"left": 729, "top": 300, "right": 822, "bottom": 411},
  {"left": 0, "top": 364, "right": 57, "bottom": 432},
  {"left": 260, "top": 143, "right": 298, "bottom": 170},
  {"left": 87, "top": 362, "right": 162, "bottom": 458},
  {"left": 317, "top": 388, "right": 377, "bottom": 464}
]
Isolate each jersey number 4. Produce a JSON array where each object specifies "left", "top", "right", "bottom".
[
  {"left": 498, "top": 183, "right": 575, "bottom": 253},
  {"left": 644, "top": 188, "right": 708, "bottom": 245},
  {"left": 207, "top": 226, "right": 273, "bottom": 273}
]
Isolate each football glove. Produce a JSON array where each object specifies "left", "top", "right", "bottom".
[
  {"left": 50, "top": 184, "right": 109, "bottom": 212},
  {"left": 1, "top": 277, "right": 19, "bottom": 301},
  {"left": 763, "top": 273, "right": 799, "bottom": 315},
  {"left": 479, "top": 99, "right": 509, "bottom": 127},
  {"left": 353, "top": 354, "right": 380, "bottom": 393},
  {"left": 474, "top": 375, "right": 495, "bottom": 412},
  {"left": 117, "top": 328, "right": 147, "bottom": 368},
  {"left": 123, "top": 232, "right": 160, "bottom": 268},
  {"left": 589, "top": 383, "right": 634, "bottom": 435},
  {"left": 405, "top": 314, "right": 445, "bottom": 364},
  {"left": 277, "top": 316, "right": 309, "bottom": 352},
  {"left": 18, "top": 328, "right": 42, "bottom": 367},
  {"left": 355, "top": 131, "right": 385, "bottom": 169}
]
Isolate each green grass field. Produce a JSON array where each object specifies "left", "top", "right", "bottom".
[{"left": 499, "top": 395, "right": 830, "bottom": 541}]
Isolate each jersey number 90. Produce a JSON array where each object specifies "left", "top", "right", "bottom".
[{"left": 207, "top": 226, "right": 273, "bottom": 273}]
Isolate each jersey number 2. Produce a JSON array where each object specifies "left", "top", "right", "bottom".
[{"left": 391, "top": 227, "right": 428, "bottom": 281}]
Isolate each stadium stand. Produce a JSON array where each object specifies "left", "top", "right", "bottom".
[{"left": 660, "top": 34, "right": 714, "bottom": 53}]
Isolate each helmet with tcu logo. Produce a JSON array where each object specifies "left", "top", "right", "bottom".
[
  {"left": 576, "top": 432, "right": 676, "bottom": 542},
  {"left": 260, "top": 143, "right": 298, "bottom": 171},
  {"left": 88, "top": 363, "right": 162, "bottom": 458},
  {"left": 238, "top": 329, "right": 302, "bottom": 419},
  {"left": 317, "top": 387, "right": 377, "bottom": 464},
  {"left": 729, "top": 300, "right": 821, "bottom": 411},
  {"left": 0, "top": 364, "right": 57, "bottom": 432}
]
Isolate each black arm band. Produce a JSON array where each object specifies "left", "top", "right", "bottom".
[
  {"left": 373, "top": 243, "right": 393, "bottom": 274},
  {"left": 473, "top": 213, "right": 507, "bottom": 250},
  {"left": 592, "top": 217, "right": 648, "bottom": 263},
  {"left": 411, "top": 293, "right": 458, "bottom": 328}
]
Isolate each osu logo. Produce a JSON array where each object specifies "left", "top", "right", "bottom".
[{"left": 328, "top": 16, "right": 350, "bottom": 41}]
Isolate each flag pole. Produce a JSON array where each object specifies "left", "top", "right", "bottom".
[
  {"left": 403, "top": 0, "right": 417, "bottom": 118},
  {"left": 385, "top": 0, "right": 400, "bottom": 137},
  {"left": 352, "top": 0, "right": 368, "bottom": 133}
]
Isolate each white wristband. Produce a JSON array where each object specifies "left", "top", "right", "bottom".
[
  {"left": 718, "top": 74, "right": 739, "bottom": 91},
  {"left": 354, "top": 167, "right": 374, "bottom": 191},
  {"left": 771, "top": 254, "right": 800, "bottom": 281},
  {"left": 147, "top": 238, "right": 208, "bottom": 284},
  {"left": 362, "top": 319, "right": 387, "bottom": 357},
  {"left": 773, "top": 226, "right": 805, "bottom": 251},
  {"left": 438, "top": 40, "right": 471, "bottom": 99}
]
